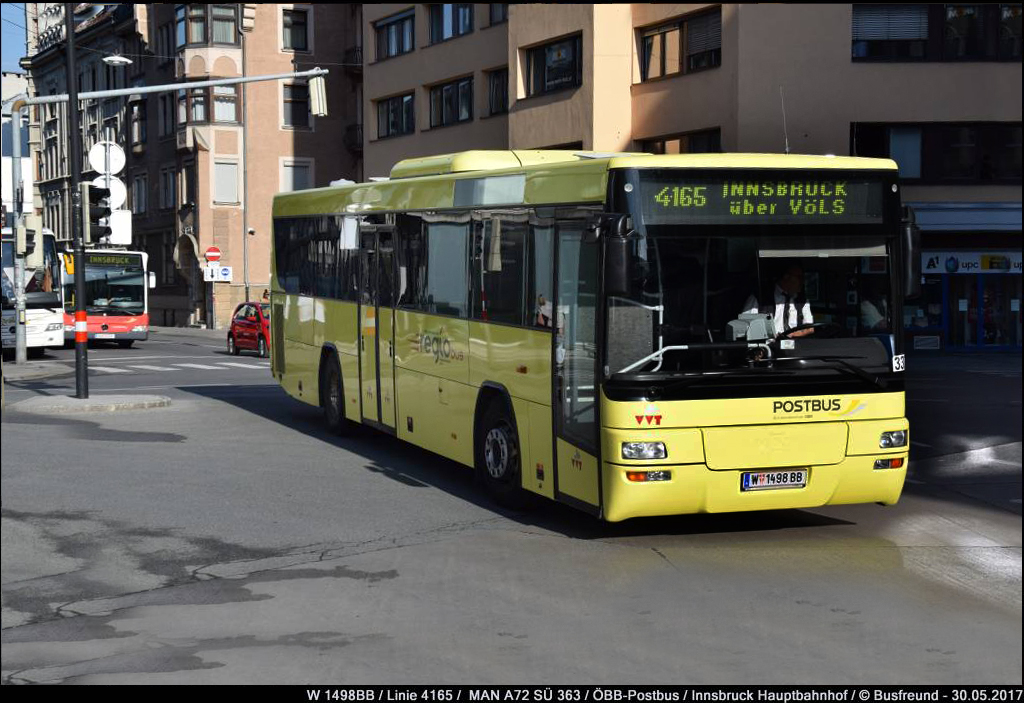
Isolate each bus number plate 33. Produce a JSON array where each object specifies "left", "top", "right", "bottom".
[
  {"left": 741, "top": 469, "right": 808, "bottom": 492},
  {"left": 892, "top": 354, "right": 906, "bottom": 372}
]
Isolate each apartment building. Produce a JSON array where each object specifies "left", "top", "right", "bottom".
[
  {"left": 363, "top": 3, "right": 1021, "bottom": 351},
  {"left": 22, "top": 3, "right": 363, "bottom": 328}
]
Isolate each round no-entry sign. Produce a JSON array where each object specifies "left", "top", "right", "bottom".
[{"left": 205, "top": 246, "right": 222, "bottom": 263}]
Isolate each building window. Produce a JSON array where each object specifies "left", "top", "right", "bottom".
[
  {"left": 211, "top": 4, "right": 237, "bottom": 44},
  {"left": 158, "top": 94, "right": 174, "bottom": 136},
  {"left": 429, "top": 4, "right": 473, "bottom": 44},
  {"left": 283, "top": 84, "right": 310, "bottom": 128},
  {"left": 430, "top": 77, "right": 472, "bottom": 128},
  {"left": 130, "top": 100, "right": 147, "bottom": 145},
  {"left": 160, "top": 167, "right": 176, "bottom": 209},
  {"left": 158, "top": 23, "right": 174, "bottom": 64},
  {"left": 852, "top": 4, "right": 928, "bottom": 60},
  {"left": 640, "top": 22, "right": 682, "bottom": 81},
  {"left": 175, "top": 6, "right": 187, "bottom": 50},
  {"left": 639, "top": 128, "right": 722, "bottom": 154},
  {"left": 214, "top": 161, "right": 239, "bottom": 204},
  {"left": 852, "top": 122, "right": 1023, "bottom": 183},
  {"left": 1000, "top": 4, "right": 1023, "bottom": 59},
  {"left": 132, "top": 174, "right": 148, "bottom": 214},
  {"left": 490, "top": 4, "right": 508, "bottom": 26},
  {"left": 188, "top": 5, "right": 207, "bottom": 44},
  {"left": 281, "top": 159, "right": 314, "bottom": 192},
  {"left": 283, "top": 8, "right": 309, "bottom": 51},
  {"left": 375, "top": 9, "right": 414, "bottom": 61},
  {"left": 525, "top": 34, "right": 583, "bottom": 97},
  {"left": 175, "top": 84, "right": 240, "bottom": 126},
  {"left": 488, "top": 68, "right": 508, "bottom": 115},
  {"left": 686, "top": 10, "right": 722, "bottom": 72},
  {"left": 175, "top": 4, "right": 239, "bottom": 48},
  {"left": 162, "top": 231, "right": 176, "bottom": 284},
  {"left": 213, "top": 85, "right": 239, "bottom": 122},
  {"left": 853, "top": 4, "right": 1022, "bottom": 61},
  {"left": 377, "top": 94, "right": 415, "bottom": 138}
]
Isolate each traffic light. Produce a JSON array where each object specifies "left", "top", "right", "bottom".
[{"left": 82, "top": 181, "right": 112, "bottom": 243}]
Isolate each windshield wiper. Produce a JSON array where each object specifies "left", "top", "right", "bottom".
[
  {"left": 617, "top": 341, "right": 773, "bottom": 375},
  {"left": 611, "top": 367, "right": 798, "bottom": 396},
  {"left": 774, "top": 355, "right": 888, "bottom": 390}
]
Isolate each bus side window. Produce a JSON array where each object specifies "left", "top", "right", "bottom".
[{"left": 528, "top": 222, "right": 554, "bottom": 329}]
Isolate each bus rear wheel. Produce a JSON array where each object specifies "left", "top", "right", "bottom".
[
  {"left": 321, "top": 355, "right": 349, "bottom": 435},
  {"left": 476, "top": 401, "right": 525, "bottom": 508}
]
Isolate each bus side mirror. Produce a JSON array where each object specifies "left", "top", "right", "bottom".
[
  {"left": 148, "top": 272, "right": 156, "bottom": 289},
  {"left": 902, "top": 206, "right": 921, "bottom": 300},
  {"left": 604, "top": 215, "right": 634, "bottom": 298}
]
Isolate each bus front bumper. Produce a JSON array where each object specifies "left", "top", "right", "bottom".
[{"left": 601, "top": 455, "right": 908, "bottom": 522}]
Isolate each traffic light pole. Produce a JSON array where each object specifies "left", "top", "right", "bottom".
[{"left": 66, "top": 3, "right": 88, "bottom": 398}]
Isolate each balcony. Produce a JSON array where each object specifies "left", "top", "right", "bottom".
[
  {"left": 343, "top": 46, "right": 363, "bottom": 76},
  {"left": 344, "top": 124, "right": 363, "bottom": 153}
]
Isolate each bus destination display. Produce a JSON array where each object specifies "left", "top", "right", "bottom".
[
  {"left": 639, "top": 175, "right": 886, "bottom": 225},
  {"left": 84, "top": 253, "right": 142, "bottom": 268}
]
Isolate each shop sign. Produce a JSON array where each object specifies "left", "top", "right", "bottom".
[{"left": 922, "top": 252, "right": 1023, "bottom": 274}]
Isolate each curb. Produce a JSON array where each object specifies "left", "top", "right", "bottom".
[
  {"left": 1, "top": 363, "right": 77, "bottom": 384},
  {"left": 10, "top": 394, "right": 172, "bottom": 416}
]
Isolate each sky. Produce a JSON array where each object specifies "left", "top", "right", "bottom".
[{"left": 2, "top": 2, "right": 28, "bottom": 74}]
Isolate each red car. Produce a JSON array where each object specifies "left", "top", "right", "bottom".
[{"left": 227, "top": 302, "right": 270, "bottom": 358}]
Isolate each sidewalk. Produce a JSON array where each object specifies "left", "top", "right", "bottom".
[{"left": 1, "top": 359, "right": 75, "bottom": 383}]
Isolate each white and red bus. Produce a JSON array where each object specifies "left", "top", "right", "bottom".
[{"left": 61, "top": 249, "right": 153, "bottom": 348}]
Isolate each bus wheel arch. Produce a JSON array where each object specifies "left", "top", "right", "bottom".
[
  {"left": 474, "top": 385, "right": 526, "bottom": 507},
  {"left": 319, "top": 346, "right": 348, "bottom": 435}
]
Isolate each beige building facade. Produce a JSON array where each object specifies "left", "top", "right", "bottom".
[{"left": 363, "top": 3, "right": 1021, "bottom": 350}]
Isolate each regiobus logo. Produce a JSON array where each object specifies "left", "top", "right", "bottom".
[{"left": 413, "top": 328, "right": 465, "bottom": 364}]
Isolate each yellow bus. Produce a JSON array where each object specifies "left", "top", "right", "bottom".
[{"left": 270, "top": 151, "right": 916, "bottom": 521}]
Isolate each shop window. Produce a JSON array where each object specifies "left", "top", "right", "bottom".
[{"left": 852, "top": 122, "right": 1022, "bottom": 183}]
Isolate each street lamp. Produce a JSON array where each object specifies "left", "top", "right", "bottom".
[{"left": 244, "top": 227, "right": 256, "bottom": 302}]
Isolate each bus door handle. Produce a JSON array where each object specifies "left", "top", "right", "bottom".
[
  {"left": 360, "top": 335, "right": 365, "bottom": 352},
  {"left": 388, "top": 340, "right": 393, "bottom": 358}
]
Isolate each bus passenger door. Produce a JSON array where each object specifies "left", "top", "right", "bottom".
[
  {"left": 358, "top": 226, "right": 397, "bottom": 430},
  {"left": 359, "top": 231, "right": 379, "bottom": 423},
  {"left": 553, "top": 222, "right": 602, "bottom": 512},
  {"left": 377, "top": 230, "right": 397, "bottom": 429}
]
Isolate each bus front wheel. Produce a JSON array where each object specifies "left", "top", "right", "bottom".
[{"left": 476, "top": 401, "right": 525, "bottom": 508}]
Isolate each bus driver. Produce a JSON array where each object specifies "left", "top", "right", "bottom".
[{"left": 743, "top": 263, "right": 814, "bottom": 337}]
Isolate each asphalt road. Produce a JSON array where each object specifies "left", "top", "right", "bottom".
[{"left": 1, "top": 331, "right": 1020, "bottom": 684}]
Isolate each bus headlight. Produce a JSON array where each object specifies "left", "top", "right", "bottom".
[
  {"left": 879, "top": 430, "right": 907, "bottom": 448},
  {"left": 46, "top": 322, "right": 63, "bottom": 331},
  {"left": 621, "top": 441, "right": 667, "bottom": 460},
  {"left": 132, "top": 326, "right": 147, "bottom": 332}
]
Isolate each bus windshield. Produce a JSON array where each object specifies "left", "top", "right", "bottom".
[
  {"left": 2, "top": 235, "right": 61, "bottom": 309},
  {"left": 64, "top": 253, "right": 146, "bottom": 315},
  {"left": 607, "top": 169, "right": 899, "bottom": 383}
]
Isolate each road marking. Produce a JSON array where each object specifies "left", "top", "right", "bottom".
[
  {"left": 219, "top": 362, "right": 268, "bottom": 369},
  {"left": 89, "top": 366, "right": 133, "bottom": 374},
  {"left": 175, "top": 363, "right": 223, "bottom": 370},
  {"left": 129, "top": 365, "right": 180, "bottom": 372}
]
